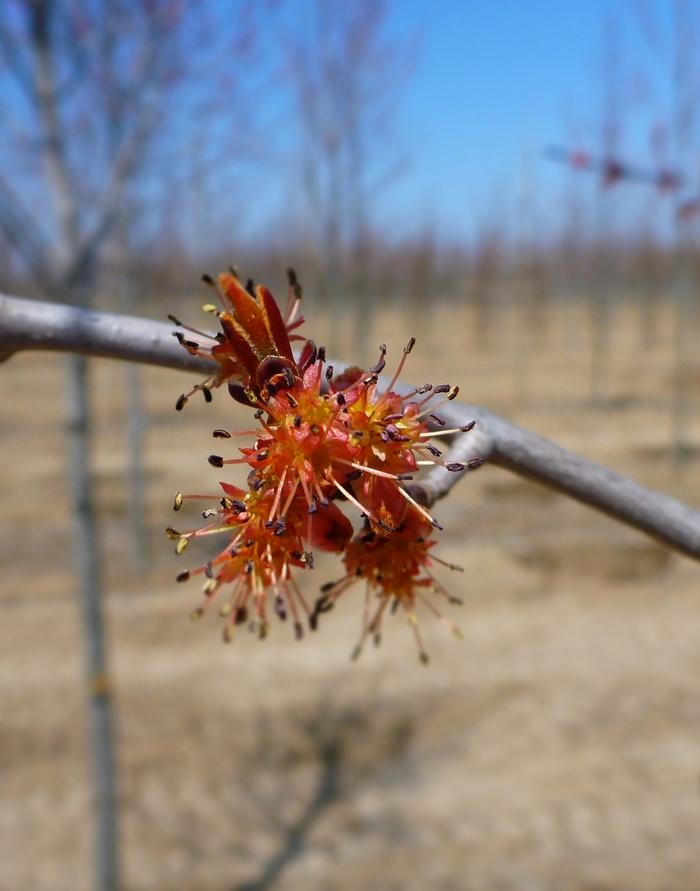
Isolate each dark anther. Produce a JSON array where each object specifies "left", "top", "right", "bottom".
[
  {"left": 205, "top": 562, "right": 213, "bottom": 578},
  {"left": 446, "top": 462, "right": 465, "bottom": 472},
  {"left": 370, "top": 356, "right": 386, "bottom": 374},
  {"left": 202, "top": 387, "right": 212, "bottom": 403},
  {"left": 397, "top": 473, "right": 413, "bottom": 481},
  {"left": 433, "top": 384, "right": 451, "bottom": 394},
  {"left": 231, "top": 500, "right": 247, "bottom": 513},
  {"left": 175, "top": 394, "right": 187, "bottom": 411},
  {"left": 429, "top": 414, "right": 446, "bottom": 426},
  {"left": 256, "top": 450, "right": 268, "bottom": 462},
  {"left": 461, "top": 420, "right": 476, "bottom": 432},
  {"left": 308, "top": 498, "right": 318, "bottom": 514},
  {"left": 386, "top": 424, "right": 410, "bottom": 442},
  {"left": 336, "top": 393, "right": 346, "bottom": 406},
  {"left": 294, "top": 415, "right": 302, "bottom": 428},
  {"left": 173, "top": 331, "right": 185, "bottom": 344},
  {"left": 448, "top": 386, "right": 459, "bottom": 400},
  {"left": 183, "top": 339, "right": 199, "bottom": 350},
  {"left": 431, "top": 518, "right": 444, "bottom": 531},
  {"left": 245, "top": 560, "right": 254, "bottom": 574},
  {"left": 235, "top": 606, "right": 248, "bottom": 625},
  {"left": 326, "top": 364, "right": 334, "bottom": 381},
  {"left": 287, "top": 267, "right": 303, "bottom": 301},
  {"left": 257, "top": 355, "right": 296, "bottom": 393},
  {"left": 315, "top": 594, "right": 334, "bottom": 613},
  {"left": 176, "top": 570, "right": 190, "bottom": 583},
  {"left": 294, "top": 621, "right": 304, "bottom": 641},
  {"left": 213, "top": 429, "right": 231, "bottom": 438},
  {"left": 215, "top": 332, "right": 225, "bottom": 343},
  {"left": 201, "top": 273, "right": 215, "bottom": 287},
  {"left": 245, "top": 278, "right": 255, "bottom": 297},
  {"left": 317, "top": 346, "right": 326, "bottom": 362},
  {"left": 416, "top": 383, "right": 432, "bottom": 394},
  {"left": 405, "top": 336, "right": 416, "bottom": 353},
  {"left": 167, "top": 313, "right": 182, "bottom": 326},
  {"left": 208, "top": 455, "right": 224, "bottom": 468},
  {"left": 468, "top": 457, "right": 484, "bottom": 470},
  {"left": 426, "top": 444, "right": 442, "bottom": 457},
  {"left": 345, "top": 469, "right": 362, "bottom": 481},
  {"left": 304, "top": 551, "right": 315, "bottom": 569}
]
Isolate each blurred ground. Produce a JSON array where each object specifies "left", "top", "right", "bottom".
[{"left": 1, "top": 299, "right": 700, "bottom": 891}]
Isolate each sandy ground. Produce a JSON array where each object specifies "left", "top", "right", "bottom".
[{"left": 1, "top": 298, "right": 700, "bottom": 891}]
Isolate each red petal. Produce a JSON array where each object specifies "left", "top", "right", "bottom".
[
  {"left": 219, "top": 481, "right": 246, "bottom": 498},
  {"left": 257, "top": 285, "right": 295, "bottom": 363},
  {"left": 308, "top": 501, "right": 354, "bottom": 552}
]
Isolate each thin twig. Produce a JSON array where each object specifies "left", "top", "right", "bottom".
[{"left": 1, "top": 293, "right": 699, "bottom": 561}]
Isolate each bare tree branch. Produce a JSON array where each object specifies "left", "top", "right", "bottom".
[{"left": 1, "top": 292, "right": 699, "bottom": 562}]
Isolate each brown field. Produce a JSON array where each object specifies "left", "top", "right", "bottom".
[{"left": 1, "top": 299, "right": 700, "bottom": 891}]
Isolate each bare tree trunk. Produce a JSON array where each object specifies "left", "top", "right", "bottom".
[
  {"left": 118, "top": 223, "right": 149, "bottom": 573},
  {"left": 66, "top": 347, "right": 120, "bottom": 891},
  {"left": 125, "top": 360, "right": 148, "bottom": 572}
]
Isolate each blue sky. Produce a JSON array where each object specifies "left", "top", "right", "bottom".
[
  {"left": 347, "top": 0, "right": 684, "bottom": 244},
  {"left": 0, "top": 0, "right": 687, "bottom": 256}
]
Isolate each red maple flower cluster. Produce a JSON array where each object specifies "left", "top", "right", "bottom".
[{"left": 168, "top": 269, "right": 479, "bottom": 661}]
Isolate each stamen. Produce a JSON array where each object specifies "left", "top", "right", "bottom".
[
  {"left": 328, "top": 472, "right": 375, "bottom": 521},
  {"left": 337, "top": 458, "right": 402, "bottom": 481},
  {"left": 397, "top": 485, "right": 442, "bottom": 529},
  {"left": 387, "top": 337, "right": 416, "bottom": 392},
  {"left": 267, "top": 468, "right": 288, "bottom": 523},
  {"left": 419, "top": 422, "right": 475, "bottom": 438},
  {"left": 168, "top": 314, "right": 217, "bottom": 341}
]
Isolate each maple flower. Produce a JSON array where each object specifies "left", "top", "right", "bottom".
[
  {"left": 170, "top": 268, "right": 305, "bottom": 410},
  {"left": 312, "top": 512, "right": 464, "bottom": 663},
  {"left": 207, "top": 339, "right": 476, "bottom": 535},
  {"left": 337, "top": 340, "right": 480, "bottom": 532},
  {"left": 168, "top": 479, "right": 352, "bottom": 641},
  {"left": 168, "top": 266, "right": 481, "bottom": 652}
]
